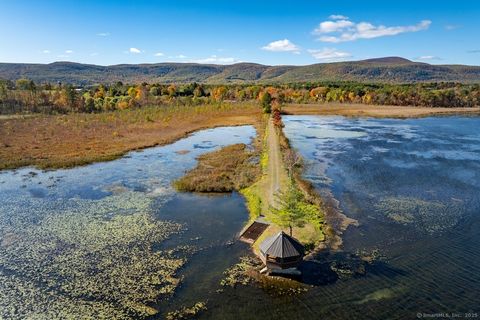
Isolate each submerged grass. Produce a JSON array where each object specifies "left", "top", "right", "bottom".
[
  {"left": 375, "top": 196, "right": 465, "bottom": 233},
  {"left": 0, "top": 191, "right": 189, "bottom": 319},
  {"left": 220, "top": 255, "right": 307, "bottom": 296},
  {"left": 165, "top": 301, "right": 207, "bottom": 320}
]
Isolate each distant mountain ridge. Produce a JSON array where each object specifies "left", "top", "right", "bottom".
[{"left": 1, "top": 57, "right": 479, "bottom": 85}]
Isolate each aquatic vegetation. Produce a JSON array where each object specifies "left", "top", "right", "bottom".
[
  {"left": 355, "top": 286, "right": 407, "bottom": 305},
  {"left": 221, "top": 256, "right": 307, "bottom": 296},
  {"left": 330, "top": 259, "right": 367, "bottom": 279},
  {"left": 165, "top": 301, "right": 207, "bottom": 320},
  {"left": 0, "top": 191, "right": 186, "bottom": 319},
  {"left": 221, "top": 256, "right": 261, "bottom": 287},
  {"left": 374, "top": 196, "right": 465, "bottom": 233},
  {"left": 255, "top": 274, "right": 308, "bottom": 297}
]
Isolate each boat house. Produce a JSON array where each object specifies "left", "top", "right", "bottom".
[{"left": 259, "top": 231, "right": 305, "bottom": 270}]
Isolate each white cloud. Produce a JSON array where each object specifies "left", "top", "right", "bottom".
[
  {"left": 167, "top": 54, "right": 187, "bottom": 60},
  {"left": 97, "top": 32, "right": 110, "bottom": 36},
  {"left": 313, "top": 18, "right": 431, "bottom": 43},
  {"left": 445, "top": 25, "right": 460, "bottom": 31},
  {"left": 65, "top": 50, "right": 73, "bottom": 54},
  {"left": 417, "top": 55, "right": 441, "bottom": 60},
  {"left": 329, "top": 14, "right": 349, "bottom": 20},
  {"left": 262, "top": 39, "right": 300, "bottom": 53},
  {"left": 308, "top": 48, "right": 352, "bottom": 62},
  {"left": 190, "top": 55, "right": 241, "bottom": 64},
  {"left": 42, "top": 50, "right": 50, "bottom": 54},
  {"left": 129, "top": 47, "right": 141, "bottom": 54},
  {"left": 154, "top": 52, "right": 164, "bottom": 57},
  {"left": 314, "top": 20, "right": 355, "bottom": 34}
]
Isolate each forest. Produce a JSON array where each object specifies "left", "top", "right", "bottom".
[{"left": 1, "top": 78, "right": 479, "bottom": 114}]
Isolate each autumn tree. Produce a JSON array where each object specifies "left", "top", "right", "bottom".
[
  {"left": 212, "top": 86, "right": 227, "bottom": 101},
  {"left": 167, "top": 84, "right": 177, "bottom": 97}
]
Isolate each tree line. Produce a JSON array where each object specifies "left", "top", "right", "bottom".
[{"left": 1, "top": 78, "right": 479, "bottom": 114}]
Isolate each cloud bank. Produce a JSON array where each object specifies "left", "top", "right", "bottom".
[{"left": 314, "top": 17, "right": 431, "bottom": 43}]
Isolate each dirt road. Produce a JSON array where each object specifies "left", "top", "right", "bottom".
[{"left": 266, "top": 118, "right": 286, "bottom": 208}]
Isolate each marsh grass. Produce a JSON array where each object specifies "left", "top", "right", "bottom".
[
  {"left": 173, "top": 143, "right": 261, "bottom": 192},
  {"left": 173, "top": 114, "right": 266, "bottom": 194},
  {"left": 0, "top": 102, "right": 262, "bottom": 170}
]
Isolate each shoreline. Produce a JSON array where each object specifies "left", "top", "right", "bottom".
[{"left": 283, "top": 103, "right": 480, "bottom": 118}]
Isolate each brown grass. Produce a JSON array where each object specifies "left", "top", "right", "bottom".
[
  {"left": 174, "top": 115, "right": 266, "bottom": 193},
  {"left": 174, "top": 143, "right": 261, "bottom": 193},
  {"left": 0, "top": 103, "right": 262, "bottom": 170},
  {"left": 283, "top": 103, "right": 480, "bottom": 118}
]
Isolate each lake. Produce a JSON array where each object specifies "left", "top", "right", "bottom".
[
  {"left": 200, "top": 115, "right": 480, "bottom": 319},
  {"left": 1, "top": 115, "right": 479, "bottom": 319}
]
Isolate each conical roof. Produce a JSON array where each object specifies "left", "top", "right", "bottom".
[{"left": 259, "top": 231, "right": 305, "bottom": 258}]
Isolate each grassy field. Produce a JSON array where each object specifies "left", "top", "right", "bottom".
[{"left": 0, "top": 103, "right": 262, "bottom": 170}]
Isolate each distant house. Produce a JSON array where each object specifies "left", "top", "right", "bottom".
[{"left": 259, "top": 231, "right": 305, "bottom": 271}]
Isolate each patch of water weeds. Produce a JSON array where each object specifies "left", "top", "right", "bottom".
[
  {"left": 374, "top": 196, "right": 465, "bottom": 233},
  {"left": 0, "top": 191, "right": 188, "bottom": 319},
  {"left": 220, "top": 256, "right": 307, "bottom": 296},
  {"left": 166, "top": 301, "right": 207, "bottom": 320}
]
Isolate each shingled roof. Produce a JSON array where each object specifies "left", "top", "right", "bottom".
[{"left": 259, "top": 231, "right": 305, "bottom": 258}]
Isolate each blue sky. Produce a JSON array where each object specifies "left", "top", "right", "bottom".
[{"left": 1, "top": 0, "right": 479, "bottom": 66}]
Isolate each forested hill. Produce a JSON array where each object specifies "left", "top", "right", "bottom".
[{"left": 1, "top": 57, "right": 480, "bottom": 85}]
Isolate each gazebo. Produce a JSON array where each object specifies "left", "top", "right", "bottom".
[{"left": 259, "top": 231, "right": 305, "bottom": 270}]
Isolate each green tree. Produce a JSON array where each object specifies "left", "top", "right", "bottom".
[
  {"left": 64, "top": 85, "right": 77, "bottom": 109},
  {"left": 0, "top": 81, "right": 7, "bottom": 101},
  {"left": 83, "top": 94, "right": 95, "bottom": 112},
  {"left": 15, "top": 78, "right": 35, "bottom": 91},
  {"left": 260, "top": 91, "right": 272, "bottom": 114},
  {"left": 271, "top": 185, "right": 316, "bottom": 236}
]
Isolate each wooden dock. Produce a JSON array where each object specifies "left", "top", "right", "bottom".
[{"left": 239, "top": 221, "right": 269, "bottom": 244}]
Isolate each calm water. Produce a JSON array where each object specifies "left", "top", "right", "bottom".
[
  {"left": 0, "top": 126, "right": 254, "bottom": 319},
  {"left": 201, "top": 116, "right": 480, "bottom": 319}
]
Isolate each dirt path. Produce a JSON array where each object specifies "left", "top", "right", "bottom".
[{"left": 266, "top": 118, "right": 285, "bottom": 208}]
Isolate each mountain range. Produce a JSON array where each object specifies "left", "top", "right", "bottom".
[{"left": 1, "top": 57, "right": 479, "bottom": 85}]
